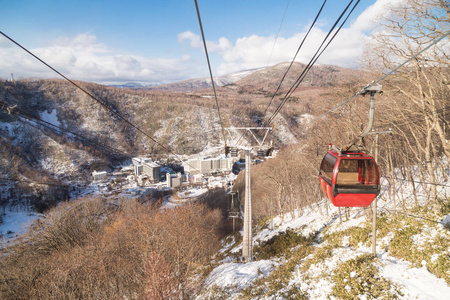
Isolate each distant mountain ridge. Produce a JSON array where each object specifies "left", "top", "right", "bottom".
[
  {"left": 124, "top": 68, "right": 263, "bottom": 92},
  {"left": 234, "top": 62, "right": 367, "bottom": 91},
  {"left": 110, "top": 82, "right": 145, "bottom": 88},
  {"left": 108, "top": 63, "right": 365, "bottom": 92}
]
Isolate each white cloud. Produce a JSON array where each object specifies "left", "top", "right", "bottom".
[
  {"left": 214, "top": 26, "right": 368, "bottom": 74},
  {"left": 0, "top": 33, "right": 201, "bottom": 84},
  {"left": 0, "top": 0, "right": 401, "bottom": 84},
  {"left": 178, "top": 30, "right": 232, "bottom": 53},
  {"left": 178, "top": 31, "right": 203, "bottom": 49},
  {"left": 351, "top": 0, "right": 406, "bottom": 31},
  {"left": 181, "top": 0, "right": 399, "bottom": 75}
]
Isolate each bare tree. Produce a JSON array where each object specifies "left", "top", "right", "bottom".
[{"left": 363, "top": 0, "right": 450, "bottom": 207}]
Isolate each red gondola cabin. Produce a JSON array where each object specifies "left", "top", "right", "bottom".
[{"left": 319, "top": 149, "right": 380, "bottom": 207}]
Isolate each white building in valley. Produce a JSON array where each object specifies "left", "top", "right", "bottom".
[
  {"left": 92, "top": 170, "right": 107, "bottom": 181},
  {"left": 132, "top": 157, "right": 161, "bottom": 183},
  {"left": 183, "top": 157, "right": 235, "bottom": 175}
]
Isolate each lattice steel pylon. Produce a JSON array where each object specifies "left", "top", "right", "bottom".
[{"left": 225, "top": 127, "right": 272, "bottom": 262}]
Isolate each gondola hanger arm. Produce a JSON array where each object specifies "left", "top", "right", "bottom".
[{"left": 343, "top": 84, "right": 382, "bottom": 151}]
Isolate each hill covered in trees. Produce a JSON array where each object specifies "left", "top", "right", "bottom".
[{"left": 0, "top": 0, "right": 449, "bottom": 298}]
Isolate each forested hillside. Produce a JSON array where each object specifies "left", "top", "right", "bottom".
[
  {"left": 0, "top": 0, "right": 449, "bottom": 298},
  {"left": 0, "top": 61, "right": 369, "bottom": 212}
]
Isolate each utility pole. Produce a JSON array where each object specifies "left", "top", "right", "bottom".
[
  {"left": 242, "top": 149, "right": 252, "bottom": 260},
  {"left": 366, "top": 129, "right": 391, "bottom": 256},
  {"left": 229, "top": 192, "right": 238, "bottom": 233},
  {"left": 230, "top": 192, "right": 235, "bottom": 209},
  {"left": 225, "top": 127, "right": 272, "bottom": 262},
  {"left": 372, "top": 134, "right": 379, "bottom": 256}
]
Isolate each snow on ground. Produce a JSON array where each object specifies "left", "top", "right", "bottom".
[
  {"left": 254, "top": 208, "right": 335, "bottom": 245},
  {"left": 379, "top": 253, "right": 450, "bottom": 300},
  {"left": 297, "top": 113, "right": 314, "bottom": 125},
  {"left": 443, "top": 214, "right": 450, "bottom": 225},
  {"left": 206, "top": 260, "right": 276, "bottom": 290},
  {"left": 176, "top": 188, "right": 209, "bottom": 199},
  {"left": 200, "top": 173, "right": 450, "bottom": 299},
  {"left": 1, "top": 121, "right": 19, "bottom": 137},
  {"left": 291, "top": 245, "right": 450, "bottom": 299},
  {"left": 161, "top": 195, "right": 180, "bottom": 209},
  {"left": 269, "top": 115, "right": 298, "bottom": 145},
  {"left": 40, "top": 109, "right": 61, "bottom": 127},
  {"left": 0, "top": 209, "right": 40, "bottom": 239},
  {"left": 162, "top": 188, "right": 209, "bottom": 209}
]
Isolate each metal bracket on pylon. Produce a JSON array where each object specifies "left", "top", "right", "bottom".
[{"left": 225, "top": 127, "right": 272, "bottom": 149}]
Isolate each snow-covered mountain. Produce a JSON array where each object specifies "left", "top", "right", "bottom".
[
  {"left": 142, "top": 68, "right": 263, "bottom": 92},
  {"left": 109, "top": 82, "right": 146, "bottom": 88}
]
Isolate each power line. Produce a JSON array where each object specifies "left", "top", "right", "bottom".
[
  {"left": 266, "top": 0, "right": 360, "bottom": 126},
  {"left": 263, "top": 0, "right": 328, "bottom": 117},
  {"left": 0, "top": 100, "right": 133, "bottom": 159},
  {"left": 1, "top": 32, "right": 176, "bottom": 157},
  {"left": 384, "top": 105, "right": 450, "bottom": 129},
  {"left": 265, "top": 0, "right": 292, "bottom": 68},
  {"left": 382, "top": 176, "right": 450, "bottom": 188},
  {"left": 236, "top": 0, "right": 356, "bottom": 148},
  {"left": 0, "top": 178, "right": 71, "bottom": 188},
  {"left": 0, "top": 31, "right": 203, "bottom": 173},
  {"left": 193, "top": 0, "right": 227, "bottom": 145},
  {"left": 293, "top": 30, "right": 450, "bottom": 133},
  {"left": 235, "top": 0, "right": 329, "bottom": 147},
  {"left": 381, "top": 208, "right": 446, "bottom": 225}
]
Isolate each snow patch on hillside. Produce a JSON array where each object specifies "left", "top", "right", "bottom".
[
  {"left": 380, "top": 253, "right": 450, "bottom": 300},
  {"left": 40, "top": 109, "right": 60, "bottom": 127},
  {"left": 206, "top": 260, "right": 276, "bottom": 290},
  {"left": 271, "top": 114, "right": 298, "bottom": 145},
  {"left": 0, "top": 210, "right": 40, "bottom": 239}
]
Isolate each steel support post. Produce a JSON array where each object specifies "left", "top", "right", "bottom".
[{"left": 242, "top": 149, "right": 253, "bottom": 261}]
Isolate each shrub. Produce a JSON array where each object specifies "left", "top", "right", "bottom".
[
  {"left": 332, "top": 254, "right": 402, "bottom": 299},
  {"left": 254, "top": 229, "right": 309, "bottom": 259},
  {"left": 0, "top": 197, "right": 224, "bottom": 299},
  {"left": 30, "top": 197, "right": 110, "bottom": 253}
]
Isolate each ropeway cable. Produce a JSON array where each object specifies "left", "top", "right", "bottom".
[
  {"left": 193, "top": 0, "right": 227, "bottom": 145},
  {"left": 293, "top": 30, "right": 450, "bottom": 133},
  {"left": 0, "top": 31, "right": 203, "bottom": 173}
]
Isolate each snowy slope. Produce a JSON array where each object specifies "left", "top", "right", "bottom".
[{"left": 196, "top": 179, "right": 450, "bottom": 299}]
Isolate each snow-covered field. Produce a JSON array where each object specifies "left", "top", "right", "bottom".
[
  {"left": 0, "top": 209, "right": 40, "bottom": 240},
  {"left": 198, "top": 176, "right": 450, "bottom": 299}
]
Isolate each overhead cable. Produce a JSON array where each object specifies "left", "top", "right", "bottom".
[
  {"left": 193, "top": 0, "right": 227, "bottom": 145},
  {"left": 263, "top": 0, "right": 328, "bottom": 116},
  {"left": 381, "top": 208, "right": 446, "bottom": 225},
  {"left": 0, "top": 31, "right": 203, "bottom": 173},
  {"left": 0, "top": 100, "right": 133, "bottom": 159},
  {"left": 266, "top": 0, "right": 360, "bottom": 126},
  {"left": 382, "top": 176, "right": 450, "bottom": 188},
  {"left": 294, "top": 30, "right": 450, "bottom": 133},
  {"left": 0, "top": 31, "right": 180, "bottom": 159},
  {"left": 265, "top": 0, "right": 292, "bottom": 68},
  {"left": 0, "top": 178, "right": 71, "bottom": 188},
  {"left": 235, "top": 0, "right": 328, "bottom": 147},
  {"left": 386, "top": 105, "right": 450, "bottom": 129}
]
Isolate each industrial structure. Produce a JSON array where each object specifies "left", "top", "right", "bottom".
[{"left": 225, "top": 127, "right": 272, "bottom": 262}]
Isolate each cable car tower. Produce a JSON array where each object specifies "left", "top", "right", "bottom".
[{"left": 225, "top": 127, "right": 272, "bottom": 262}]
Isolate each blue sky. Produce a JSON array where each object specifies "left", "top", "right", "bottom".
[{"left": 0, "top": 0, "right": 398, "bottom": 85}]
